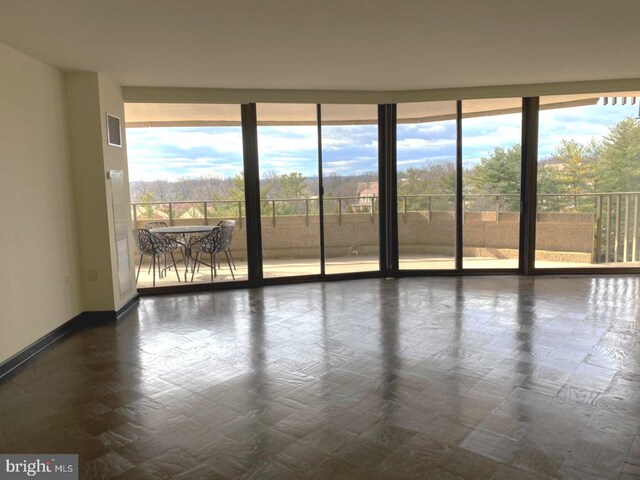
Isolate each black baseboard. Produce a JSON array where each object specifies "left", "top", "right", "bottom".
[
  {"left": 0, "top": 295, "right": 140, "bottom": 380},
  {"left": 117, "top": 294, "right": 141, "bottom": 319}
]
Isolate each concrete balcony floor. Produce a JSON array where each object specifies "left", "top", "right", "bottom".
[{"left": 134, "top": 254, "right": 636, "bottom": 288}]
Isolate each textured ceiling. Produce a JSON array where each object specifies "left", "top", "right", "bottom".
[{"left": 1, "top": 0, "right": 639, "bottom": 90}]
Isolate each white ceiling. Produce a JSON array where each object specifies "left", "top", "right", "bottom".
[{"left": 1, "top": 0, "right": 639, "bottom": 91}]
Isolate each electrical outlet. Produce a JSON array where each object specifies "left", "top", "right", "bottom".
[{"left": 88, "top": 270, "right": 98, "bottom": 282}]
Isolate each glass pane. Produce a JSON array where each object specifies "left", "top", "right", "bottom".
[
  {"left": 321, "top": 104, "right": 380, "bottom": 274},
  {"left": 536, "top": 92, "right": 640, "bottom": 269},
  {"left": 397, "top": 101, "right": 457, "bottom": 270},
  {"left": 125, "top": 103, "right": 247, "bottom": 286},
  {"left": 257, "top": 104, "right": 321, "bottom": 278},
  {"left": 462, "top": 98, "right": 522, "bottom": 269}
]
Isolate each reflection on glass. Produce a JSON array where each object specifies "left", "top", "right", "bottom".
[
  {"left": 462, "top": 98, "right": 522, "bottom": 269},
  {"left": 536, "top": 92, "right": 640, "bottom": 269},
  {"left": 257, "top": 104, "right": 321, "bottom": 278},
  {"left": 397, "top": 101, "right": 457, "bottom": 270},
  {"left": 125, "top": 103, "right": 248, "bottom": 286},
  {"left": 321, "top": 104, "right": 380, "bottom": 274}
]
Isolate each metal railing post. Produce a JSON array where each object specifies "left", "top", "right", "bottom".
[
  {"left": 305, "top": 199, "right": 309, "bottom": 226},
  {"left": 204, "top": 201, "right": 208, "bottom": 225},
  {"left": 624, "top": 194, "right": 630, "bottom": 261},
  {"left": 633, "top": 194, "right": 639, "bottom": 262},
  {"left": 132, "top": 205, "right": 138, "bottom": 227},
  {"left": 238, "top": 201, "right": 243, "bottom": 229},
  {"left": 169, "top": 203, "right": 173, "bottom": 226},
  {"left": 495, "top": 195, "right": 500, "bottom": 223},
  {"left": 427, "top": 196, "right": 432, "bottom": 224},
  {"left": 272, "top": 200, "right": 276, "bottom": 227},
  {"left": 605, "top": 195, "right": 612, "bottom": 263},
  {"left": 403, "top": 196, "right": 407, "bottom": 223},
  {"left": 614, "top": 194, "right": 621, "bottom": 262},
  {"left": 338, "top": 198, "right": 342, "bottom": 225},
  {"left": 595, "top": 194, "right": 602, "bottom": 263},
  {"left": 370, "top": 197, "right": 375, "bottom": 224}
]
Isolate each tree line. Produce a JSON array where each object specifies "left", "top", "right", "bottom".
[{"left": 132, "top": 117, "right": 640, "bottom": 217}]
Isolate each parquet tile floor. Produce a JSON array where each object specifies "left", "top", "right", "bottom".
[{"left": 1, "top": 276, "right": 639, "bottom": 479}]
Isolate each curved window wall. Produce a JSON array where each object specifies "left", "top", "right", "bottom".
[{"left": 124, "top": 92, "right": 640, "bottom": 291}]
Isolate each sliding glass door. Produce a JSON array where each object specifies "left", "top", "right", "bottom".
[
  {"left": 256, "top": 104, "right": 321, "bottom": 278},
  {"left": 462, "top": 98, "right": 522, "bottom": 270},
  {"left": 321, "top": 104, "right": 380, "bottom": 274},
  {"left": 396, "top": 101, "right": 457, "bottom": 270}
]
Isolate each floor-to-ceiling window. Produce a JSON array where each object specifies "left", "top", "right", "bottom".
[
  {"left": 396, "top": 101, "right": 457, "bottom": 270},
  {"left": 462, "top": 98, "right": 522, "bottom": 269},
  {"left": 535, "top": 92, "right": 640, "bottom": 269},
  {"left": 124, "top": 93, "right": 640, "bottom": 292},
  {"left": 125, "top": 103, "right": 248, "bottom": 287},
  {"left": 321, "top": 104, "right": 380, "bottom": 274},
  {"left": 256, "top": 104, "right": 322, "bottom": 278}
]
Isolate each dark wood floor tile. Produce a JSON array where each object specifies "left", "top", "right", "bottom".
[
  {"left": 81, "top": 451, "right": 135, "bottom": 480},
  {"left": 508, "top": 438, "right": 564, "bottom": 478},
  {"left": 239, "top": 460, "right": 298, "bottom": 480},
  {"left": 305, "top": 455, "right": 384, "bottom": 480},
  {"left": 170, "top": 463, "right": 230, "bottom": 480},
  {"left": 488, "top": 465, "right": 547, "bottom": 480},
  {"left": 566, "top": 362, "right": 617, "bottom": 392},
  {"left": 274, "top": 441, "right": 328, "bottom": 473},
  {"left": 333, "top": 436, "right": 394, "bottom": 469},
  {"left": 585, "top": 409, "right": 640, "bottom": 438},
  {"left": 375, "top": 449, "right": 443, "bottom": 480},
  {"left": 554, "top": 385, "right": 601, "bottom": 406},
  {"left": 2, "top": 277, "right": 640, "bottom": 478},
  {"left": 358, "top": 421, "right": 417, "bottom": 450},
  {"left": 620, "top": 462, "right": 640, "bottom": 479},
  {"left": 195, "top": 440, "right": 266, "bottom": 478},
  {"left": 272, "top": 410, "right": 326, "bottom": 439},
  {"left": 554, "top": 437, "right": 627, "bottom": 480},
  {"left": 577, "top": 424, "right": 636, "bottom": 454},
  {"left": 298, "top": 424, "right": 357, "bottom": 455},
  {"left": 441, "top": 447, "right": 500, "bottom": 480},
  {"left": 626, "top": 435, "right": 640, "bottom": 463},
  {"left": 138, "top": 447, "right": 202, "bottom": 478},
  {"left": 459, "top": 429, "right": 519, "bottom": 463}
]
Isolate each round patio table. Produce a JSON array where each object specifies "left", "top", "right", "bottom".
[{"left": 150, "top": 225, "right": 219, "bottom": 282}]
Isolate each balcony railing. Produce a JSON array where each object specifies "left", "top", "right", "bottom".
[{"left": 132, "top": 192, "right": 640, "bottom": 264}]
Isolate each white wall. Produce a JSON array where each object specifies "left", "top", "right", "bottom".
[
  {"left": 65, "top": 72, "right": 117, "bottom": 311},
  {"left": 98, "top": 74, "right": 137, "bottom": 309},
  {"left": 0, "top": 43, "right": 83, "bottom": 362},
  {"left": 65, "top": 72, "right": 137, "bottom": 312}
]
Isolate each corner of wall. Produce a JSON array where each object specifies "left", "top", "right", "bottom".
[
  {"left": 64, "top": 71, "right": 116, "bottom": 311},
  {"left": 97, "top": 74, "right": 137, "bottom": 309}
]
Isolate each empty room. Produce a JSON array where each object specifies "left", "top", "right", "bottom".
[{"left": 0, "top": 1, "right": 639, "bottom": 479}]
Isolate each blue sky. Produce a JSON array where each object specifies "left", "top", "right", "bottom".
[{"left": 126, "top": 102, "right": 638, "bottom": 181}]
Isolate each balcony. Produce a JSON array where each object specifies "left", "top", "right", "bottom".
[{"left": 132, "top": 192, "right": 640, "bottom": 288}]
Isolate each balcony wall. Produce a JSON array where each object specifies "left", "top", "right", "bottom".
[{"left": 134, "top": 210, "right": 594, "bottom": 262}]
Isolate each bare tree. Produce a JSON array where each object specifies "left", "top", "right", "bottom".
[{"left": 149, "top": 179, "right": 171, "bottom": 202}]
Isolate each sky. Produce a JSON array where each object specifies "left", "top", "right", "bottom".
[{"left": 126, "top": 101, "right": 638, "bottom": 182}]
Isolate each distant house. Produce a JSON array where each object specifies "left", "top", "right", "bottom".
[{"left": 352, "top": 182, "right": 378, "bottom": 212}]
